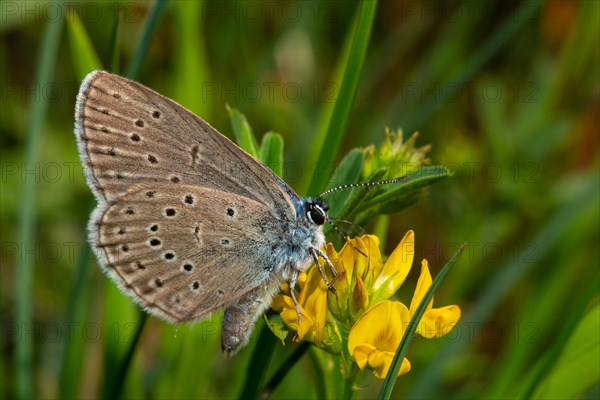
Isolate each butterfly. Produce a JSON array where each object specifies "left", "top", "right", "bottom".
[{"left": 75, "top": 71, "right": 340, "bottom": 354}]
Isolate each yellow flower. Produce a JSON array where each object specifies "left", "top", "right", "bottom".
[
  {"left": 409, "top": 259, "right": 461, "bottom": 339},
  {"left": 280, "top": 264, "right": 328, "bottom": 343},
  {"left": 276, "top": 260, "right": 342, "bottom": 353},
  {"left": 269, "top": 231, "right": 461, "bottom": 366},
  {"left": 370, "top": 230, "right": 414, "bottom": 303},
  {"left": 326, "top": 232, "right": 415, "bottom": 321},
  {"left": 348, "top": 300, "right": 412, "bottom": 378}
]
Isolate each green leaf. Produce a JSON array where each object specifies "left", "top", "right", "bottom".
[
  {"left": 529, "top": 303, "right": 600, "bottom": 399},
  {"left": 306, "top": 0, "right": 378, "bottom": 196},
  {"left": 356, "top": 165, "right": 450, "bottom": 215},
  {"left": 227, "top": 105, "right": 260, "bottom": 158},
  {"left": 337, "top": 168, "right": 387, "bottom": 220},
  {"left": 378, "top": 244, "right": 466, "bottom": 400},
  {"left": 259, "top": 132, "right": 284, "bottom": 177},
  {"left": 66, "top": 11, "right": 103, "bottom": 80},
  {"left": 322, "top": 148, "right": 365, "bottom": 218},
  {"left": 265, "top": 314, "right": 291, "bottom": 344}
]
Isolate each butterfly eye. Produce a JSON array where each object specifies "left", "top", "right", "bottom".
[{"left": 307, "top": 203, "right": 326, "bottom": 226}]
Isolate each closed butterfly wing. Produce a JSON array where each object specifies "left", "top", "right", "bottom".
[
  {"left": 95, "top": 183, "right": 286, "bottom": 323},
  {"left": 75, "top": 71, "right": 299, "bottom": 322},
  {"left": 75, "top": 70, "right": 298, "bottom": 220}
]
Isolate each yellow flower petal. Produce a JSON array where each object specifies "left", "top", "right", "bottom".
[
  {"left": 353, "top": 343, "right": 376, "bottom": 370},
  {"left": 359, "top": 235, "right": 382, "bottom": 288},
  {"left": 271, "top": 294, "right": 285, "bottom": 313},
  {"left": 408, "top": 260, "right": 461, "bottom": 338},
  {"left": 338, "top": 238, "right": 359, "bottom": 279},
  {"left": 280, "top": 296, "right": 315, "bottom": 342},
  {"left": 348, "top": 300, "right": 410, "bottom": 355},
  {"left": 416, "top": 305, "right": 461, "bottom": 338},
  {"left": 368, "top": 351, "right": 411, "bottom": 378},
  {"left": 409, "top": 258, "right": 434, "bottom": 316},
  {"left": 372, "top": 230, "right": 414, "bottom": 299}
]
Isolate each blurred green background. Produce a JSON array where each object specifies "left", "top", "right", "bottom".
[{"left": 1, "top": 0, "right": 598, "bottom": 399}]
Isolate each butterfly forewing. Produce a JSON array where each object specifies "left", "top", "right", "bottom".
[{"left": 76, "top": 71, "right": 296, "bottom": 219}]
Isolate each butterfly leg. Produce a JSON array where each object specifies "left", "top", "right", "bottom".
[
  {"left": 221, "top": 285, "right": 273, "bottom": 356},
  {"left": 310, "top": 248, "right": 336, "bottom": 292},
  {"left": 289, "top": 269, "right": 302, "bottom": 325},
  {"left": 312, "top": 247, "right": 338, "bottom": 277}
]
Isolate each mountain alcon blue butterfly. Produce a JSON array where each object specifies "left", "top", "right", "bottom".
[{"left": 74, "top": 71, "right": 402, "bottom": 354}]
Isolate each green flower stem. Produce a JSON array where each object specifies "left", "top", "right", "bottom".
[
  {"left": 339, "top": 334, "right": 359, "bottom": 400},
  {"left": 342, "top": 362, "right": 360, "bottom": 400}
]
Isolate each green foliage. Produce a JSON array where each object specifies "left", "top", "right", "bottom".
[
  {"left": 67, "top": 12, "right": 103, "bottom": 78},
  {"left": 378, "top": 245, "right": 466, "bottom": 400},
  {"left": 2, "top": 0, "right": 598, "bottom": 399},
  {"left": 227, "top": 105, "right": 260, "bottom": 157},
  {"left": 259, "top": 132, "right": 285, "bottom": 177}
]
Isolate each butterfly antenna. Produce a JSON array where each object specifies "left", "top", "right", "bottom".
[
  {"left": 326, "top": 217, "right": 350, "bottom": 241},
  {"left": 326, "top": 216, "right": 369, "bottom": 258},
  {"left": 320, "top": 176, "right": 407, "bottom": 259},
  {"left": 317, "top": 176, "right": 408, "bottom": 199},
  {"left": 328, "top": 216, "right": 366, "bottom": 237}
]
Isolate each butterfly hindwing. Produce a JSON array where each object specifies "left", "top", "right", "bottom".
[{"left": 93, "top": 184, "right": 286, "bottom": 322}]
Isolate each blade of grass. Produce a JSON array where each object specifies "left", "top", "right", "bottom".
[
  {"left": 67, "top": 11, "right": 103, "bottom": 79},
  {"left": 15, "top": 15, "right": 63, "bottom": 400},
  {"left": 378, "top": 243, "right": 466, "bottom": 400},
  {"left": 520, "top": 277, "right": 599, "bottom": 399},
  {"left": 407, "top": 169, "right": 600, "bottom": 398},
  {"left": 125, "top": 0, "right": 168, "bottom": 80},
  {"left": 58, "top": 234, "right": 91, "bottom": 399},
  {"left": 322, "top": 148, "right": 365, "bottom": 218},
  {"left": 109, "top": 6, "right": 122, "bottom": 73},
  {"left": 102, "top": 312, "right": 148, "bottom": 399},
  {"left": 306, "top": 0, "right": 377, "bottom": 196},
  {"left": 399, "top": 0, "right": 542, "bottom": 133},
  {"left": 256, "top": 342, "right": 310, "bottom": 399},
  {"left": 172, "top": 0, "right": 210, "bottom": 117},
  {"left": 238, "top": 322, "right": 278, "bottom": 400}
]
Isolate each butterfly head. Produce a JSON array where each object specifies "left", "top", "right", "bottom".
[{"left": 304, "top": 198, "right": 329, "bottom": 226}]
